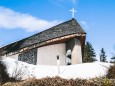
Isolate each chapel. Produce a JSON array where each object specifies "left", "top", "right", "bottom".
[{"left": 0, "top": 18, "right": 86, "bottom": 65}]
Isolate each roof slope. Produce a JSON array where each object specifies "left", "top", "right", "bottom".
[{"left": 1, "top": 18, "right": 86, "bottom": 54}]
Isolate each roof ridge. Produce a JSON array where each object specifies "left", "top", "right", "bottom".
[{"left": 28, "top": 18, "right": 76, "bottom": 37}]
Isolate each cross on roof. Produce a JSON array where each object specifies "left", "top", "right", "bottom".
[{"left": 70, "top": 8, "right": 76, "bottom": 18}]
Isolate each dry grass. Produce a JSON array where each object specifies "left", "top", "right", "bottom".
[{"left": 1, "top": 77, "right": 115, "bottom": 86}]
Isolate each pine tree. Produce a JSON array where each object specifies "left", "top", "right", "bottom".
[
  {"left": 100, "top": 48, "right": 107, "bottom": 62},
  {"left": 110, "top": 56, "right": 115, "bottom": 63},
  {"left": 110, "top": 46, "right": 115, "bottom": 63},
  {"left": 0, "top": 48, "right": 3, "bottom": 56},
  {"left": 83, "top": 42, "right": 96, "bottom": 63}
]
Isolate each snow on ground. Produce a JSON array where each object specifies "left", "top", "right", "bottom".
[
  {"left": 0, "top": 57, "right": 113, "bottom": 80},
  {"left": 60, "top": 62, "right": 112, "bottom": 79}
]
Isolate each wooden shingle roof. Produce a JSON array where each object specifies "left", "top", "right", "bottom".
[{"left": 1, "top": 18, "right": 86, "bottom": 55}]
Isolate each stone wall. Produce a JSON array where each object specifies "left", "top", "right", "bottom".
[{"left": 18, "top": 49, "right": 37, "bottom": 65}]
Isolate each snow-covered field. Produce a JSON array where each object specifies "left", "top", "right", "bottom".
[{"left": 0, "top": 57, "right": 113, "bottom": 80}]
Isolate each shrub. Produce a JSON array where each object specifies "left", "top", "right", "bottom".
[
  {"left": 106, "top": 64, "right": 115, "bottom": 79},
  {"left": 0, "top": 61, "right": 9, "bottom": 83},
  {"left": 0, "top": 61, "right": 16, "bottom": 84},
  {"left": 101, "top": 78, "right": 112, "bottom": 86}
]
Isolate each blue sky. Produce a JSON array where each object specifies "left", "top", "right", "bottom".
[{"left": 0, "top": 0, "right": 115, "bottom": 61}]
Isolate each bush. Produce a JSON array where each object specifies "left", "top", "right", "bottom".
[
  {"left": 106, "top": 64, "right": 115, "bottom": 79},
  {"left": 0, "top": 61, "right": 16, "bottom": 84},
  {"left": 0, "top": 61, "right": 9, "bottom": 83}
]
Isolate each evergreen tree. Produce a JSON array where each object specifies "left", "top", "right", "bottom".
[
  {"left": 83, "top": 42, "right": 96, "bottom": 63},
  {"left": 110, "top": 46, "right": 115, "bottom": 63},
  {"left": 0, "top": 48, "right": 3, "bottom": 56},
  {"left": 110, "top": 45, "right": 115, "bottom": 63},
  {"left": 110, "top": 56, "right": 115, "bottom": 63},
  {"left": 100, "top": 48, "right": 107, "bottom": 62}
]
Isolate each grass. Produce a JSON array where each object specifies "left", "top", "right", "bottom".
[{"left": 1, "top": 77, "right": 115, "bottom": 86}]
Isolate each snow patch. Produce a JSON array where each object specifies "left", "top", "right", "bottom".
[{"left": 0, "top": 57, "right": 113, "bottom": 80}]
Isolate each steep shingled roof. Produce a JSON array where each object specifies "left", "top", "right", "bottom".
[{"left": 1, "top": 18, "right": 86, "bottom": 54}]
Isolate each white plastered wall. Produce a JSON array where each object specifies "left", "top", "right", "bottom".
[
  {"left": 37, "top": 43, "right": 66, "bottom": 65},
  {"left": 72, "top": 39, "right": 82, "bottom": 64},
  {"left": 5, "top": 53, "right": 19, "bottom": 60}
]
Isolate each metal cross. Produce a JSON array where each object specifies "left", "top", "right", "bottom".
[{"left": 70, "top": 8, "right": 76, "bottom": 18}]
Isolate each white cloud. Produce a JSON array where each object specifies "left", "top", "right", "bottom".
[
  {"left": 80, "top": 20, "right": 89, "bottom": 29},
  {"left": 0, "top": 6, "right": 62, "bottom": 32}
]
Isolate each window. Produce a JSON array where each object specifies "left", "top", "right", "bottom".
[{"left": 18, "top": 48, "right": 37, "bottom": 65}]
